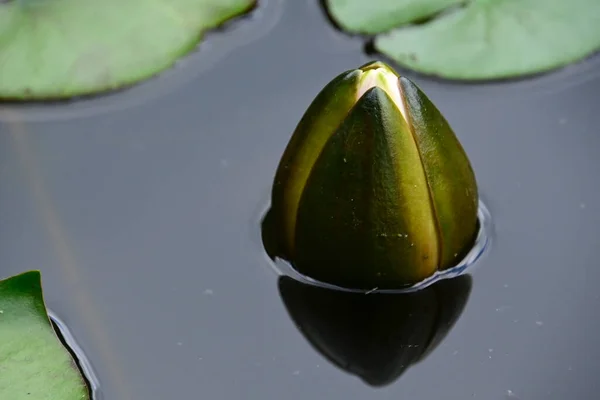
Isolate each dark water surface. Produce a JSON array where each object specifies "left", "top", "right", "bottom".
[{"left": 1, "top": 1, "right": 599, "bottom": 399}]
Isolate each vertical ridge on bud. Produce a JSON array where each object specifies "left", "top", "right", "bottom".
[
  {"left": 376, "top": 87, "right": 439, "bottom": 282},
  {"left": 399, "top": 77, "right": 479, "bottom": 269}
]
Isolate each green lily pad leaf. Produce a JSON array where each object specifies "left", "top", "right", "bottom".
[
  {"left": 325, "top": 0, "right": 600, "bottom": 80},
  {"left": 324, "top": 0, "right": 463, "bottom": 34},
  {"left": 0, "top": 0, "right": 256, "bottom": 100},
  {"left": 0, "top": 271, "right": 89, "bottom": 400}
]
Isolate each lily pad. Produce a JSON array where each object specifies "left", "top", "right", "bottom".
[
  {"left": 325, "top": 0, "right": 463, "bottom": 34},
  {"left": 324, "top": 0, "right": 600, "bottom": 80},
  {"left": 0, "top": 271, "right": 89, "bottom": 400},
  {"left": 0, "top": 0, "right": 256, "bottom": 100}
]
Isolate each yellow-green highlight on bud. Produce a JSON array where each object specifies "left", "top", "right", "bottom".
[{"left": 270, "top": 61, "right": 479, "bottom": 290}]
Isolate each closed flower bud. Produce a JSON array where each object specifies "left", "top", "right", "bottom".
[{"left": 270, "top": 61, "right": 478, "bottom": 290}]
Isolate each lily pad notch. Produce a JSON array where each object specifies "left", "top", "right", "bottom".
[
  {"left": 0, "top": 0, "right": 257, "bottom": 100},
  {"left": 0, "top": 271, "right": 90, "bottom": 400},
  {"left": 322, "top": 0, "right": 600, "bottom": 80}
]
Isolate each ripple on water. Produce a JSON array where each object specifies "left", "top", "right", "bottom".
[
  {"left": 49, "top": 311, "right": 103, "bottom": 400},
  {"left": 263, "top": 199, "right": 493, "bottom": 294}
]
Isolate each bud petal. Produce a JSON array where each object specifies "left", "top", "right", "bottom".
[
  {"left": 398, "top": 77, "right": 479, "bottom": 269},
  {"left": 272, "top": 69, "right": 363, "bottom": 259}
]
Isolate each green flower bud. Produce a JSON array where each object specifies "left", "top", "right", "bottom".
[{"left": 271, "top": 61, "right": 478, "bottom": 290}]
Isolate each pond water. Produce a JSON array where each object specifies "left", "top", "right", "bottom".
[{"left": 1, "top": 1, "right": 599, "bottom": 399}]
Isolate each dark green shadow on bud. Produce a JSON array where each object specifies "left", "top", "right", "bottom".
[{"left": 278, "top": 274, "right": 472, "bottom": 387}]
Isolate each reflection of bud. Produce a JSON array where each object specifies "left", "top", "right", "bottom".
[
  {"left": 278, "top": 274, "right": 472, "bottom": 387},
  {"left": 270, "top": 61, "right": 478, "bottom": 289}
]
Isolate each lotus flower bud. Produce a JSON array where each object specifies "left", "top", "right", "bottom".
[{"left": 270, "top": 61, "right": 478, "bottom": 290}]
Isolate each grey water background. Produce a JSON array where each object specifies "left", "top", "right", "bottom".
[{"left": 1, "top": 0, "right": 599, "bottom": 399}]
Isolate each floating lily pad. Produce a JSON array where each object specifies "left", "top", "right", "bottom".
[
  {"left": 0, "top": 271, "right": 89, "bottom": 400},
  {"left": 0, "top": 0, "right": 256, "bottom": 100},
  {"left": 325, "top": 0, "right": 463, "bottom": 34},
  {"left": 324, "top": 0, "right": 600, "bottom": 80}
]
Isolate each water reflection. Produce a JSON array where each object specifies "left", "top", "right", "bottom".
[{"left": 278, "top": 274, "right": 472, "bottom": 387}]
